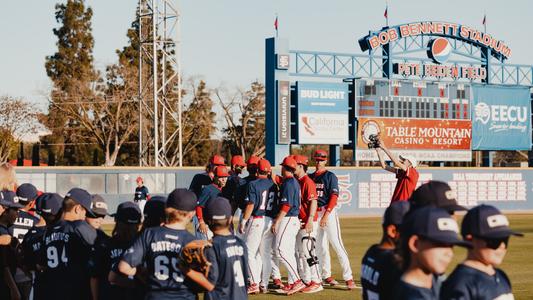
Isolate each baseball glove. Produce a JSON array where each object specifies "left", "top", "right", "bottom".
[{"left": 179, "top": 240, "right": 213, "bottom": 276}]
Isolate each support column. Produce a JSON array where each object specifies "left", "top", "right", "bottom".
[{"left": 329, "top": 145, "right": 341, "bottom": 166}]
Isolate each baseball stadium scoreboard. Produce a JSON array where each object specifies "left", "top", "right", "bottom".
[{"left": 265, "top": 20, "right": 533, "bottom": 166}]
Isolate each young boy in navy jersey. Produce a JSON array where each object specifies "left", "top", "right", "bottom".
[
  {"left": 394, "top": 207, "right": 470, "bottom": 300},
  {"left": 119, "top": 188, "right": 212, "bottom": 300},
  {"left": 204, "top": 196, "right": 249, "bottom": 300},
  {"left": 441, "top": 205, "right": 523, "bottom": 300},
  {"left": 39, "top": 188, "right": 97, "bottom": 300},
  {"left": 0, "top": 190, "right": 23, "bottom": 300},
  {"left": 360, "top": 201, "right": 410, "bottom": 300}
]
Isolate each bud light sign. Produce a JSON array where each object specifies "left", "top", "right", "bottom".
[{"left": 472, "top": 86, "right": 531, "bottom": 150}]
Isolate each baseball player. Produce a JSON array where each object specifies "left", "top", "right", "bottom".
[
  {"left": 394, "top": 207, "right": 469, "bottom": 300},
  {"left": 441, "top": 205, "right": 523, "bottom": 300},
  {"left": 9, "top": 183, "right": 41, "bottom": 298},
  {"left": 223, "top": 155, "right": 247, "bottom": 214},
  {"left": 375, "top": 141, "right": 419, "bottom": 203},
  {"left": 292, "top": 155, "right": 323, "bottom": 293},
  {"left": 195, "top": 166, "right": 230, "bottom": 240},
  {"left": 20, "top": 193, "right": 63, "bottom": 300},
  {"left": 141, "top": 195, "right": 167, "bottom": 231},
  {"left": 99, "top": 201, "right": 143, "bottom": 300},
  {"left": 271, "top": 156, "right": 306, "bottom": 295},
  {"left": 87, "top": 195, "right": 111, "bottom": 299},
  {"left": 39, "top": 188, "right": 97, "bottom": 300},
  {"left": 118, "top": 188, "right": 212, "bottom": 300},
  {"left": 360, "top": 201, "right": 410, "bottom": 300},
  {"left": 239, "top": 158, "right": 276, "bottom": 294},
  {"left": 0, "top": 190, "right": 23, "bottom": 300},
  {"left": 189, "top": 155, "right": 226, "bottom": 198},
  {"left": 204, "top": 196, "right": 249, "bottom": 300},
  {"left": 134, "top": 176, "right": 150, "bottom": 213},
  {"left": 409, "top": 180, "right": 467, "bottom": 216},
  {"left": 310, "top": 150, "right": 356, "bottom": 289}
]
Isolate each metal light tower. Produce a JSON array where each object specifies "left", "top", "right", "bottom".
[{"left": 138, "top": 0, "right": 183, "bottom": 167}]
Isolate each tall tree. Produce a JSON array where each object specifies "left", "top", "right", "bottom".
[
  {"left": 217, "top": 81, "right": 266, "bottom": 159},
  {"left": 43, "top": 0, "right": 97, "bottom": 165}
]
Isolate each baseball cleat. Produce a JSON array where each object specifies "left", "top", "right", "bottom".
[
  {"left": 302, "top": 281, "right": 324, "bottom": 293},
  {"left": 259, "top": 286, "right": 268, "bottom": 294},
  {"left": 247, "top": 283, "right": 260, "bottom": 294},
  {"left": 324, "top": 276, "right": 339, "bottom": 286},
  {"left": 346, "top": 279, "right": 357, "bottom": 290},
  {"left": 271, "top": 278, "right": 284, "bottom": 289},
  {"left": 287, "top": 280, "right": 307, "bottom": 295}
]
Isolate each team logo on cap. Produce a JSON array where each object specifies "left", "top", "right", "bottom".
[
  {"left": 487, "top": 214, "right": 509, "bottom": 228},
  {"left": 428, "top": 38, "right": 452, "bottom": 64},
  {"left": 437, "top": 218, "right": 459, "bottom": 233}
]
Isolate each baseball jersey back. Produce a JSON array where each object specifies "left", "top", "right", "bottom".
[
  {"left": 361, "top": 244, "right": 401, "bottom": 300},
  {"left": 40, "top": 220, "right": 97, "bottom": 300},
  {"left": 205, "top": 234, "right": 249, "bottom": 300},
  {"left": 441, "top": 264, "right": 514, "bottom": 300},
  {"left": 121, "top": 226, "right": 196, "bottom": 300},
  {"left": 310, "top": 170, "right": 339, "bottom": 208},
  {"left": 245, "top": 178, "right": 276, "bottom": 217},
  {"left": 297, "top": 175, "right": 318, "bottom": 223},
  {"left": 9, "top": 210, "right": 40, "bottom": 243},
  {"left": 279, "top": 177, "right": 301, "bottom": 217}
]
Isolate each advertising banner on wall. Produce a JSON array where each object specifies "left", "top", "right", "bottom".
[
  {"left": 277, "top": 80, "right": 291, "bottom": 144},
  {"left": 356, "top": 117, "right": 472, "bottom": 161},
  {"left": 472, "top": 86, "right": 531, "bottom": 150},
  {"left": 296, "top": 81, "right": 349, "bottom": 144}
]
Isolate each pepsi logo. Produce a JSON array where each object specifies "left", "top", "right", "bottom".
[{"left": 427, "top": 38, "right": 452, "bottom": 64}]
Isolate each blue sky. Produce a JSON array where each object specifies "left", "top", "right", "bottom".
[{"left": 1, "top": 0, "right": 532, "bottom": 107}]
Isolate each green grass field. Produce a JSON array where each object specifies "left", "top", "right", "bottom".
[{"left": 104, "top": 214, "right": 533, "bottom": 299}]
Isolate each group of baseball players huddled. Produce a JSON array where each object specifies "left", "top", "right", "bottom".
[{"left": 0, "top": 146, "right": 523, "bottom": 300}]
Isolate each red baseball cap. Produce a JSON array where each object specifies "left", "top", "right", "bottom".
[
  {"left": 257, "top": 159, "right": 272, "bottom": 173},
  {"left": 231, "top": 155, "right": 246, "bottom": 167},
  {"left": 280, "top": 156, "right": 297, "bottom": 170},
  {"left": 210, "top": 155, "right": 225, "bottom": 166},
  {"left": 247, "top": 156, "right": 260, "bottom": 166},
  {"left": 294, "top": 155, "right": 309, "bottom": 166},
  {"left": 214, "top": 166, "right": 230, "bottom": 177},
  {"left": 314, "top": 150, "right": 328, "bottom": 161},
  {"left": 136, "top": 176, "right": 143, "bottom": 182}
]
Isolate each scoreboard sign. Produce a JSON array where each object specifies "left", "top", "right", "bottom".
[
  {"left": 296, "top": 81, "right": 349, "bottom": 144},
  {"left": 356, "top": 117, "right": 472, "bottom": 162}
]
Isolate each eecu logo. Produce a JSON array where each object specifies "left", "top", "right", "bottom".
[
  {"left": 475, "top": 101, "right": 528, "bottom": 126},
  {"left": 427, "top": 38, "right": 452, "bottom": 64}
]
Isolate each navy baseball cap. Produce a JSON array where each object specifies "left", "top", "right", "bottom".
[
  {"left": 461, "top": 204, "right": 524, "bottom": 239},
  {"left": 90, "top": 194, "right": 109, "bottom": 217},
  {"left": 401, "top": 206, "right": 470, "bottom": 247},
  {"left": 36, "top": 193, "right": 63, "bottom": 215},
  {"left": 0, "top": 190, "right": 23, "bottom": 209},
  {"left": 16, "top": 183, "right": 38, "bottom": 203},
  {"left": 204, "top": 197, "right": 232, "bottom": 221},
  {"left": 409, "top": 181, "right": 466, "bottom": 213},
  {"left": 113, "top": 201, "right": 142, "bottom": 224},
  {"left": 143, "top": 196, "right": 166, "bottom": 219},
  {"left": 383, "top": 201, "right": 410, "bottom": 226},
  {"left": 65, "top": 188, "right": 95, "bottom": 217},
  {"left": 166, "top": 189, "right": 197, "bottom": 212}
]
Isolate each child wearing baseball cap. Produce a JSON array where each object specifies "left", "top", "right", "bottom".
[
  {"left": 119, "top": 188, "right": 212, "bottom": 299},
  {"left": 394, "top": 206, "right": 470, "bottom": 300},
  {"left": 441, "top": 205, "right": 523, "bottom": 300},
  {"left": 203, "top": 196, "right": 249, "bottom": 300}
]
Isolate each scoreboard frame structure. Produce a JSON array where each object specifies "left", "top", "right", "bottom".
[{"left": 265, "top": 20, "right": 533, "bottom": 166}]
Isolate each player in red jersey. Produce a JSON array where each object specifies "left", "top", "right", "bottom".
[{"left": 375, "top": 140, "right": 419, "bottom": 203}]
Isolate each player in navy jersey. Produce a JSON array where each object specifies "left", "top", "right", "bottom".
[
  {"left": 361, "top": 202, "right": 410, "bottom": 300},
  {"left": 98, "top": 201, "right": 143, "bottom": 300},
  {"left": 223, "top": 155, "right": 247, "bottom": 214},
  {"left": 20, "top": 193, "right": 63, "bottom": 300},
  {"left": 196, "top": 166, "right": 230, "bottom": 239},
  {"left": 441, "top": 205, "right": 523, "bottom": 300},
  {"left": 310, "top": 150, "right": 355, "bottom": 288},
  {"left": 394, "top": 207, "right": 470, "bottom": 300},
  {"left": 203, "top": 196, "right": 249, "bottom": 300},
  {"left": 39, "top": 188, "right": 97, "bottom": 300},
  {"left": 119, "top": 189, "right": 213, "bottom": 300},
  {"left": 235, "top": 156, "right": 260, "bottom": 212},
  {"left": 239, "top": 158, "right": 276, "bottom": 294},
  {"left": 271, "top": 156, "right": 306, "bottom": 295},
  {"left": 134, "top": 176, "right": 151, "bottom": 213},
  {"left": 189, "top": 155, "right": 226, "bottom": 198},
  {"left": 0, "top": 190, "right": 23, "bottom": 300},
  {"left": 141, "top": 195, "right": 167, "bottom": 231}
]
